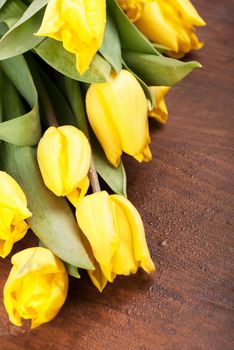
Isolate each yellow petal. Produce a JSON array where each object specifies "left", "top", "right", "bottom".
[
  {"left": 111, "top": 195, "right": 155, "bottom": 273},
  {"left": 172, "top": 0, "right": 206, "bottom": 26},
  {"left": 149, "top": 86, "right": 171, "bottom": 124},
  {"left": 79, "top": 231, "right": 111, "bottom": 292},
  {"left": 75, "top": 191, "right": 119, "bottom": 280},
  {"left": 88, "top": 260, "right": 109, "bottom": 292},
  {"left": 37, "top": 127, "right": 64, "bottom": 195},
  {"left": 0, "top": 219, "right": 29, "bottom": 258},
  {"left": 35, "top": 0, "right": 63, "bottom": 38},
  {"left": 134, "top": 144, "right": 152, "bottom": 163},
  {"left": 36, "top": 0, "right": 106, "bottom": 74},
  {"left": 58, "top": 126, "right": 91, "bottom": 193},
  {"left": 135, "top": 2, "right": 179, "bottom": 52},
  {"left": 0, "top": 171, "right": 31, "bottom": 219},
  {"left": 0, "top": 172, "right": 31, "bottom": 258},
  {"left": 86, "top": 80, "right": 123, "bottom": 167},
  {"left": 66, "top": 176, "right": 90, "bottom": 207},
  {"left": 86, "top": 70, "right": 151, "bottom": 166},
  {"left": 110, "top": 197, "right": 138, "bottom": 275}
]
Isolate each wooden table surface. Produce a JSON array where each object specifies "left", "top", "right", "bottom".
[{"left": 1, "top": 1, "right": 233, "bottom": 349}]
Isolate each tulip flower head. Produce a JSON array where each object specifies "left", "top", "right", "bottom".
[
  {"left": 35, "top": 0, "right": 106, "bottom": 74},
  {"left": 4, "top": 247, "right": 68, "bottom": 329},
  {"left": 149, "top": 86, "right": 171, "bottom": 124},
  {"left": 37, "top": 125, "right": 91, "bottom": 206},
  {"left": 0, "top": 171, "right": 32, "bottom": 258},
  {"left": 76, "top": 191, "right": 155, "bottom": 292},
  {"left": 120, "top": 0, "right": 206, "bottom": 56},
  {"left": 86, "top": 69, "right": 152, "bottom": 167}
]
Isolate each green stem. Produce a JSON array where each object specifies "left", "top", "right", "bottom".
[{"left": 89, "top": 155, "right": 101, "bottom": 193}]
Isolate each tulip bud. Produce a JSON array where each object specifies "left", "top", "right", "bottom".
[
  {"left": 86, "top": 69, "right": 152, "bottom": 167},
  {"left": 120, "top": 0, "right": 206, "bottom": 56},
  {"left": 37, "top": 125, "right": 91, "bottom": 205},
  {"left": 76, "top": 191, "right": 155, "bottom": 292},
  {"left": 0, "top": 171, "right": 31, "bottom": 258},
  {"left": 149, "top": 86, "right": 171, "bottom": 124},
  {"left": 35, "top": 0, "right": 106, "bottom": 74},
  {"left": 4, "top": 247, "right": 68, "bottom": 329}
]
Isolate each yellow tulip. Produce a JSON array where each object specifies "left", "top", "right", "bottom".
[
  {"left": 35, "top": 0, "right": 106, "bottom": 74},
  {"left": 120, "top": 0, "right": 206, "bottom": 56},
  {"left": 149, "top": 86, "right": 171, "bottom": 124},
  {"left": 37, "top": 125, "right": 91, "bottom": 205},
  {"left": 76, "top": 191, "right": 155, "bottom": 292},
  {"left": 0, "top": 171, "right": 31, "bottom": 258},
  {"left": 86, "top": 69, "right": 152, "bottom": 167},
  {"left": 4, "top": 247, "right": 68, "bottom": 329}
]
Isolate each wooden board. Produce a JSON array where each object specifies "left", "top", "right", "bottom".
[{"left": 0, "top": 1, "right": 233, "bottom": 349}]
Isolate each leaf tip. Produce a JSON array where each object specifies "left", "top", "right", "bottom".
[{"left": 190, "top": 61, "right": 202, "bottom": 69}]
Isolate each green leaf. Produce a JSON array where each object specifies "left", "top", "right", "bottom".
[
  {"left": 0, "top": 22, "right": 7, "bottom": 36},
  {"left": 0, "top": 72, "right": 25, "bottom": 119},
  {"left": 92, "top": 139, "right": 127, "bottom": 196},
  {"left": 0, "top": 69, "right": 3, "bottom": 122},
  {"left": 0, "top": 143, "right": 94, "bottom": 270},
  {"left": 0, "top": 0, "right": 47, "bottom": 60},
  {"left": 1, "top": 55, "right": 36, "bottom": 106},
  {"left": 99, "top": 11, "right": 122, "bottom": 73},
  {"left": 65, "top": 263, "right": 80, "bottom": 279},
  {"left": 0, "top": 55, "right": 41, "bottom": 145},
  {"left": 0, "top": 0, "right": 8, "bottom": 10},
  {"left": 123, "top": 50, "right": 201, "bottom": 86},
  {"left": 0, "top": 0, "right": 26, "bottom": 27},
  {"left": 35, "top": 38, "right": 111, "bottom": 83},
  {"left": 107, "top": 0, "right": 159, "bottom": 55},
  {"left": 152, "top": 43, "right": 171, "bottom": 54}
]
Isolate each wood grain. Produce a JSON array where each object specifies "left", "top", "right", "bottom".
[{"left": 0, "top": 1, "right": 233, "bottom": 349}]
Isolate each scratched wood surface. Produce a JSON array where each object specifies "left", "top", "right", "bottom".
[{"left": 0, "top": 1, "right": 233, "bottom": 349}]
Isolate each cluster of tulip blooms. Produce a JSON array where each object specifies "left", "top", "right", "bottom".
[{"left": 0, "top": 0, "right": 205, "bottom": 329}]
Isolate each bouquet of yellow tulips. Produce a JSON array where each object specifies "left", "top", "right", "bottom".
[{"left": 0, "top": 0, "right": 205, "bottom": 329}]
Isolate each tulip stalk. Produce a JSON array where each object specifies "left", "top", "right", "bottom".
[
  {"left": 89, "top": 155, "right": 101, "bottom": 193},
  {"left": 39, "top": 88, "right": 58, "bottom": 128}
]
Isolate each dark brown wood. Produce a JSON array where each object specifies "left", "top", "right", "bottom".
[{"left": 0, "top": 1, "right": 233, "bottom": 349}]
